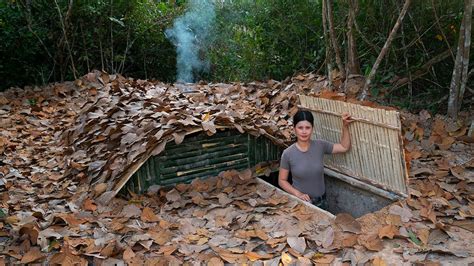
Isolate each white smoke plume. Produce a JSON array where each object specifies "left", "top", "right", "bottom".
[{"left": 165, "top": 0, "right": 215, "bottom": 83}]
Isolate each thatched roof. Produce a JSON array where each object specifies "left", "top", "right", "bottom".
[{"left": 61, "top": 71, "right": 328, "bottom": 203}]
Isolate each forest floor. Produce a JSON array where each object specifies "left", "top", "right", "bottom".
[{"left": 0, "top": 72, "right": 473, "bottom": 265}]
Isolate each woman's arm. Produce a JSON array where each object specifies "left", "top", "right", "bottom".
[
  {"left": 332, "top": 112, "right": 353, "bottom": 154},
  {"left": 278, "top": 168, "right": 311, "bottom": 202}
]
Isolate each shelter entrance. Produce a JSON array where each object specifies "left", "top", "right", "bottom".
[
  {"left": 260, "top": 170, "right": 399, "bottom": 218},
  {"left": 293, "top": 95, "right": 407, "bottom": 217},
  {"left": 122, "top": 129, "right": 282, "bottom": 194},
  {"left": 121, "top": 96, "right": 408, "bottom": 219}
]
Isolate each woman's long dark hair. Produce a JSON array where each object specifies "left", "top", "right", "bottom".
[{"left": 293, "top": 110, "right": 314, "bottom": 127}]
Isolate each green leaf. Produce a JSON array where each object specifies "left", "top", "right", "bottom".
[
  {"left": 0, "top": 208, "right": 6, "bottom": 218},
  {"left": 408, "top": 229, "right": 422, "bottom": 246}
]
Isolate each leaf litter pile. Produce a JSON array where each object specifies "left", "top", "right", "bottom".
[{"left": 0, "top": 71, "right": 473, "bottom": 265}]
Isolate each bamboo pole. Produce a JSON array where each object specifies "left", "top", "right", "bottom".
[{"left": 298, "top": 105, "right": 400, "bottom": 130}]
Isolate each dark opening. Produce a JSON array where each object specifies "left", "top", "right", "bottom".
[{"left": 259, "top": 171, "right": 394, "bottom": 218}]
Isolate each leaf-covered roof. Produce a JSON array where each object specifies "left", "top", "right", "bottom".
[{"left": 61, "top": 71, "right": 326, "bottom": 201}]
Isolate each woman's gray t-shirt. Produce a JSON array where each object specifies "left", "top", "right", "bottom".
[{"left": 280, "top": 140, "right": 334, "bottom": 198}]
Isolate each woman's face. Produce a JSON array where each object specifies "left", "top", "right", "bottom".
[{"left": 294, "top": 120, "right": 313, "bottom": 142}]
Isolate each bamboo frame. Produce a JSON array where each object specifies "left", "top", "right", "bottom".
[
  {"left": 112, "top": 126, "right": 288, "bottom": 197},
  {"left": 298, "top": 95, "right": 408, "bottom": 196}
]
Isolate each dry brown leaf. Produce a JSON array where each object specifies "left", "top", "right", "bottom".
[
  {"left": 120, "top": 204, "right": 142, "bottom": 218},
  {"left": 255, "top": 229, "right": 269, "bottom": 241},
  {"left": 385, "top": 214, "right": 402, "bottom": 226},
  {"left": 151, "top": 141, "right": 167, "bottom": 156},
  {"left": 378, "top": 225, "right": 398, "bottom": 239},
  {"left": 389, "top": 205, "right": 413, "bottom": 222},
  {"left": 319, "top": 90, "right": 345, "bottom": 101},
  {"left": 335, "top": 213, "right": 361, "bottom": 233},
  {"left": 418, "top": 228, "right": 430, "bottom": 245},
  {"left": 410, "top": 167, "right": 434, "bottom": 177},
  {"left": 342, "top": 233, "right": 358, "bottom": 247},
  {"left": 451, "top": 220, "right": 474, "bottom": 232},
  {"left": 244, "top": 251, "right": 273, "bottom": 261},
  {"left": 149, "top": 230, "right": 173, "bottom": 245},
  {"left": 141, "top": 207, "right": 160, "bottom": 222},
  {"left": 100, "top": 241, "right": 117, "bottom": 257},
  {"left": 172, "top": 132, "right": 185, "bottom": 145},
  {"left": 286, "top": 236, "right": 306, "bottom": 254},
  {"left": 420, "top": 206, "right": 437, "bottom": 224},
  {"left": 217, "top": 193, "right": 233, "bottom": 205},
  {"left": 312, "top": 254, "right": 335, "bottom": 264},
  {"left": 287, "top": 247, "right": 303, "bottom": 258},
  {"left": 158, "top": 245, "right": 177, "bottom": 256},
  {"left": 20, "top": 248, "right": 44, "bottom": 264},
  {"left": 165, "top": 189, "right": 182, "bottom": 202},
  {"left": 82, "top": 198, "right": 97, "bottom": 212},
  {"left": 297, "top": 257, "right": 313, "bottom": 265},
  {"left": 238, "top": 169, "right": 252, "bottom": 181},
  {"left": 438, "top": 136, "right": 455, "bottom": 150},
  {"left": 217, "top": 251, "right": 247, "bottom": 264},
  {"left": 202, "top": 120, "right": 216, "bottom": 134},
  {"left": 266, "top": 237, "right": 287, "bottom": 247},
  {"left": 123, "top": 247, "right": 135, "bottom": 262},
  {"left": 414, "top": 260, "right": 441, "bottom": 266},
  {"left": 372, "top": 256, "right": 387, "bottom": 266},
  {"left": 322, "top": 226, "right": 334, "bottom": 248},
  {"left": 93, "top": 183, "right": 107, "bottom": 196},
  {"left": 207, "top": 257, "right": 224, "bottom": 266},
  {"left": 358, "top": 234, "right": 384, "bottom": 251},
  {"left": 50, "top": 250, "right": 88, "bottom": 265},
  {"left": 18, "top": 224, "right": 39, "bottom": 245}
]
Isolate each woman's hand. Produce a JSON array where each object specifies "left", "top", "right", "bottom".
[
  {"left": 342, "top": 112, "right": 354, "bottom": 127},
  {"left": 295, "top": 191, "right": 311, "bottom": 202}
]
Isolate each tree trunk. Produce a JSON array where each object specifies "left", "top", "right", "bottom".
[
  {"left": 346, "top": 0, "right": 361, "bottom": 76},
  {"left": 447, "top": 0, "right": 472, "bottom": 118},
  {"left": 359, "top": 0, "right": 411, "bottom": 100},
  {"left": 322, "top": 0, "right": 333, "bottom": 88},
  {"left": 326, "top": 0, "right": 346, "bottom": 80},
  {"left": 54, "top": 0, "right": 77, "bottom": 80}
]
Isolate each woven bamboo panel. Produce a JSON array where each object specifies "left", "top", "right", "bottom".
[{"left": 299, "top": 95, "right": 408, "bottom": 196}]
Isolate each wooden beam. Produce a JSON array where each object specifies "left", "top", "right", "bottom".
[
  {"left": 324, "top": 168, "right": 405, "bottom": 200},
  {"left": 298, "top": 105, "right": 401, "bottom": 131}
]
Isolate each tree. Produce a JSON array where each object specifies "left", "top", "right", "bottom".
[
  {"left": 447, "top": 0, "right": 472, "bottom": 118},
  {"left": 322, "top": 0, "right": 334, "bottom": 88},
  {"left": 326, "top": 0, "right": 345, "bottom": 80},
  {"left": 359, "top": 0, "right": 412, "bottom": 100},
  {"left": 345, "top": 0, "right": 361, "bottom": 76}
]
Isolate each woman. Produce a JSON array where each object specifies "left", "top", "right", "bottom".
[{"left": 278, "top": 110, "right": 353, "bottom": 209}]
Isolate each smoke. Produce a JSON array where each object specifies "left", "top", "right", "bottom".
[{"left": 165, "top": 0, "right": 216, "bottom": 83}]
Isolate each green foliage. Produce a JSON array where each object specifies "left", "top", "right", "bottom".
[
  {"left": 407, "top": 229, "right": 422, "bottom": 246},
  {"left": 353, "top": 0, "right": 467, "bottom": 112},
  {"left": 208, "top": 0, "right": 324, "bottom": 82},
  {"left": 0, "top": 0, "right": 470, "bottom": 114},
  {"left": 0, "top": 0, "right": 181, "bottom": 90}
]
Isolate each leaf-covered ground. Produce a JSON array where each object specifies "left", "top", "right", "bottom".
[{"left": 0, "top": 72, "right": 473, "bottom": 265}]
